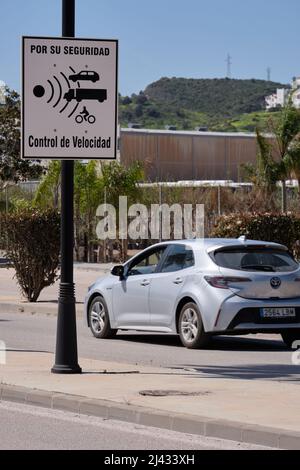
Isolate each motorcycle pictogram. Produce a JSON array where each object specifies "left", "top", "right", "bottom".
[{"left": 75, "top": 106, "right": 96, "bottom": 124}]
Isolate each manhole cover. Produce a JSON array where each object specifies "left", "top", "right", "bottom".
[{"left": 139, "top": 390, "right": 211, "bottom": 397}]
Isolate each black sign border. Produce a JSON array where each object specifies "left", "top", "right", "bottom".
[{"left": 22, "top": 36, "right": 118, "bottom": 161}]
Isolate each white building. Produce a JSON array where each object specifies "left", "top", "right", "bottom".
[
  {"left": 265, "top": 87, "right": 289, "bottom": 110},
  {"left": 0, "top": 80, "right": 6, "bottom": 106},
  {"left": 291, "top": 77, "right": 300, "bottom": 109},
  {"left": 265, "top": 77, "right": 300, "bottom": 111}
]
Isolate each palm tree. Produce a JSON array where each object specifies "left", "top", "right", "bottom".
[
  {"left": 284, "top": 136, "right": 300, "bottom": 199},
  {"left": 255, "top": 102, "right": 300, "bottom": 211},
  {"left": 255, "top": 128, "right": 283, "bottom": 195}
]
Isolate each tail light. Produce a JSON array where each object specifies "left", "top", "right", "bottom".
[{"left": 204, "top": 276, "right": 252, "bottom": 289}]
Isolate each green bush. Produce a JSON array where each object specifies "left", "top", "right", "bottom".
[
  {"left": 211, "top": 212, "right": 300, "bottom": 258},
  {"left": 0, "top": 209, "right": 60, "bottom": 302}
]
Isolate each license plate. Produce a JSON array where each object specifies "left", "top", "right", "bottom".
[{"left": 261, "top": 307, "right": 296, "bottom": 318}]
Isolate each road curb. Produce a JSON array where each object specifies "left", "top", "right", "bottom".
[
  {"left": 0, "top": 302, "right": 83, "bottom": 317},
  {"left": 1, "top": 383, "right": 300, "bottom": 449}
]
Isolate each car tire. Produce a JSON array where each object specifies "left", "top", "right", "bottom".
[
  {"left": 281, "top": 330, "right": 300, "bottom": 349},
  {"left": 178, "top": 302, "right": 211, "bottom": 349},
  {"left": 89, "top": 296, "right": 117, "bottom": 339}
]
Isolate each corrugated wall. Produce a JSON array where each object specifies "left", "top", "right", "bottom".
[{"left": 120, "top": 130, "right": 258, "bottom": 181}]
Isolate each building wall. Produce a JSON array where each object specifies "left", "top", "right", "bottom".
[{"left": 120, "top": 129, "right": 257, "bottom": 182}]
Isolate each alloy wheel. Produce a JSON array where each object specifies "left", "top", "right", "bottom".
[
  {"left": 181, "top": 307, "right": 199, "bottom": 343},
  {"left": 90, "top": 300, "right": 106, "bottom": 334}
]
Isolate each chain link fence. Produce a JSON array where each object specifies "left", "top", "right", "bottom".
[{"left": 1, "top": 180, "right": 300, "bottom": 263}]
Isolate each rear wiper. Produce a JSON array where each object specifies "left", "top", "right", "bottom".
[{"left": 241, "top": 265, "right": 275, "bottom": 272}]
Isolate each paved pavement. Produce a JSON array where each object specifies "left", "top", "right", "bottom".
[
  {"left": 1, "top": 348, "right": 300, "bottom": 448},
  {"left": 0, "top": 265, "right": 111, "bottom": 315},
  {"left": 1, "top": 264, "right": 300, "bottom": 448},
  {"left": 0, "top": 401, "right": 268, "bottom": 450}
]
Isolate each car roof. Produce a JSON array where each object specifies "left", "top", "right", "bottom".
[{"left": 152, "top": 238, "right": 288, "bottom": 252}]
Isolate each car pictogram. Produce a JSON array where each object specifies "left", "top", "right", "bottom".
[{"left": 69, "top": 70, "right": 100, "bottom": 83}]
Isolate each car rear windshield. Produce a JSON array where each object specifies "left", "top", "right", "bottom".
[{"left": 212, "top": 248, "right": 299, "bottom": 273}]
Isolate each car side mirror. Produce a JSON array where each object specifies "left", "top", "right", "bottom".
[{"left": 111, "top": 265, "right": 125, "bottom": 280}]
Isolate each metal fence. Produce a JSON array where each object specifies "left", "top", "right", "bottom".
[{"left": 1, "top": 179, "right": 300, "bottom": 262}]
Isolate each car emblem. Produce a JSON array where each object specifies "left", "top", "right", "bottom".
[{"left": 270, "top": 277, "right": 281, "bottom": 289}]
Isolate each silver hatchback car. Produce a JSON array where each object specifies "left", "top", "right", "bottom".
[{"left": 84, "top": 238, "right": 300, "bottom": 349}]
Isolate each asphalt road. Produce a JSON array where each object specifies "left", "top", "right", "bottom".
[
  {"left": 0, "top": 401, "right": 268, "bottom": 450},
  {"left": 0, "top": 311, "right": 299, "bottom": 383}
]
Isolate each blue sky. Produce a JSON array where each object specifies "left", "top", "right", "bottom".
[{"left": 1, "top": 0, "right": 300, "bottom": 95}]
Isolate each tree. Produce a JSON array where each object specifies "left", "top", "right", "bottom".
[
  {"left": 256, "top": 128, "right": 284, "bottom": 193},
  {"left": 0, "top": 88, "right": 42, "bottom": 189},
  {"left": 100, "top": 161, "right": 144, "bottom": 261},
  {"left": 0, "top": 209, "right": 60, "bottom": 302},
  {"left": 74, "top": 161, "right": 103, "bottom": 262},
  {"left": 266, "top": 103, "right": 300, "bottom": 211},
  {"left": 101, "top": 161, "right": 144, "bottom": 207},
  {"left": 284, "top": 136, "right": 300, "bottom": 199},
  {"left": 249, "top": 103, "right": 300, "bottom": 211},
  {"left": 34, "top": 161, "right": 61, "bottom": 209},
  {"left": 121, "top": 96, "right": 132, "bottom": 105}
]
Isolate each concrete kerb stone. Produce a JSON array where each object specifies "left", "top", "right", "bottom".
[
  {"left": 137, "top": 409, "right": 173, "bottom": 430},
  {"left": 1, "top": 383, "right": 300, "bottom": 449},
  {"left": 51, "top": 393, "right": 86, "bottom": 414},
  {"left": 242, "top": 424, "right": 280, "bottom": 449},
  {"left": 0, "top": 384, "right": 29, "bottom": 404},
  {"left": 171, "top": 413, "right": 214, "bottom": 436},
  {"left": 279, "top": 431, "right": 300, "bottom": 451},
  {"left": 0, "top": 301, "right": 83, "bottom": 317},
  {"left": 26, "top": 389, "right": 53, "bottom": 409},
  {"left": 79, "top": 398, "right": 110, "bottom": 419},
  {"left": 205, "top": 419, "right": 244, "bottom": 443}
]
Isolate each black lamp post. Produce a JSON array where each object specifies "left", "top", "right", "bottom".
[{"left": 52, "top": 0, "right": 81, "bottom": 374}]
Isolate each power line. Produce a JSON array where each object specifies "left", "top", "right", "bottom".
[{"left": 226, "top": 54, "right": 232, "bottom": 78}]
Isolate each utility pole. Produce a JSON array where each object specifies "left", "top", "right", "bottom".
[
  {"left": 226, "top": 54, "right": 232, "bottom": 78},
  {"left": 267, "top": 67, "right": 271, "bottom": 81},
  {"left": 52, "top": 0, "right": 81, "bottom": 374}
]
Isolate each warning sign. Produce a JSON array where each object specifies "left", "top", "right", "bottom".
[{"left": 22, "top": 36, "right": 118, "bottom": 160}]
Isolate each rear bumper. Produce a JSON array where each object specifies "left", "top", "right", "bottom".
[{"left": 212, "top": 296, "right": 300, "bottom": 332}]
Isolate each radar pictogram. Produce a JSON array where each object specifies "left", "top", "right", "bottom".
[{"left": 32, "top": 66, "right": 107, "bottom": 124}]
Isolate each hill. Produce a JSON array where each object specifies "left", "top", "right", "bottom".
[{"left": 119, "top": 77, "right": 287, "bottom": 132}]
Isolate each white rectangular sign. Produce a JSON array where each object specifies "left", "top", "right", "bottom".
[{"left": 22, "top": 36, "right": 118, "bottom": 160}]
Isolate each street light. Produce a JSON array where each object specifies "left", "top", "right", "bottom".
[{"left": 51, "top": 0, "right": 81, "bottom": 374}]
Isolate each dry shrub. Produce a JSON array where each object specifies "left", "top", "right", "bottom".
[{"left": 0, "top": 209, "right": 60, "bottom": 302}]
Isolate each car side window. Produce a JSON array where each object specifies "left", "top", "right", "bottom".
[
  {"left": 160, "top": 245, "right": 194, "bottom": 273},
  {"left": 127, "top": 247, "right": 167, "bottom": 277}
]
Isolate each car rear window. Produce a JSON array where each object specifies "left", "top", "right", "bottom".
[{"left": 212, "top": 248, "right": 299, "bottom": 273}]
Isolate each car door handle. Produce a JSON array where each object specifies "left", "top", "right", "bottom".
[
  {"left": 141, "top": 280, "right": 150, "bottom": 286},
  {"left": 173, "top": 278, "right": 183, "bottom": 285}
]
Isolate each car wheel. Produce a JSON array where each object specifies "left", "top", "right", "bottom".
[
  {"left": 281, "top": 330, "right": 300, "bottom": 349},
  {"left": 178, "top": 302, "right": 211, "bottom": 349},
  {"left": 89, "top": 296, "right": 117, "bottom": 339}
]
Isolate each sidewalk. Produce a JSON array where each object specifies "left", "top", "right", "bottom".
[
  {"left": 1, "top": 264, "right": 300, "bottom": 448},
  {"left": 1, "top": 350, "right": 300, "bottom": 449},
  {"left": 0, "top": 264, "right": 112, "bottom": 316}
]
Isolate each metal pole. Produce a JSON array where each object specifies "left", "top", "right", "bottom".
[
  {"left": 218, "top": 185, "right": 221, "bottom": 217},
  {"left": 52, "top": 0, "right": 81, "bottom": 374},
  {"left": 159, "top": 184, "right": 162, "bottom": 243},
  {"left": 5, "top": 186, "right": 8, "bottom": 214},
  {"left": 103, "top": 187, "right": 107, "bottom": 263}
]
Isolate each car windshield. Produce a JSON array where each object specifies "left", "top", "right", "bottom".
[{"left": 212, "top": 248, "right": 299, "bottom": 273}]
